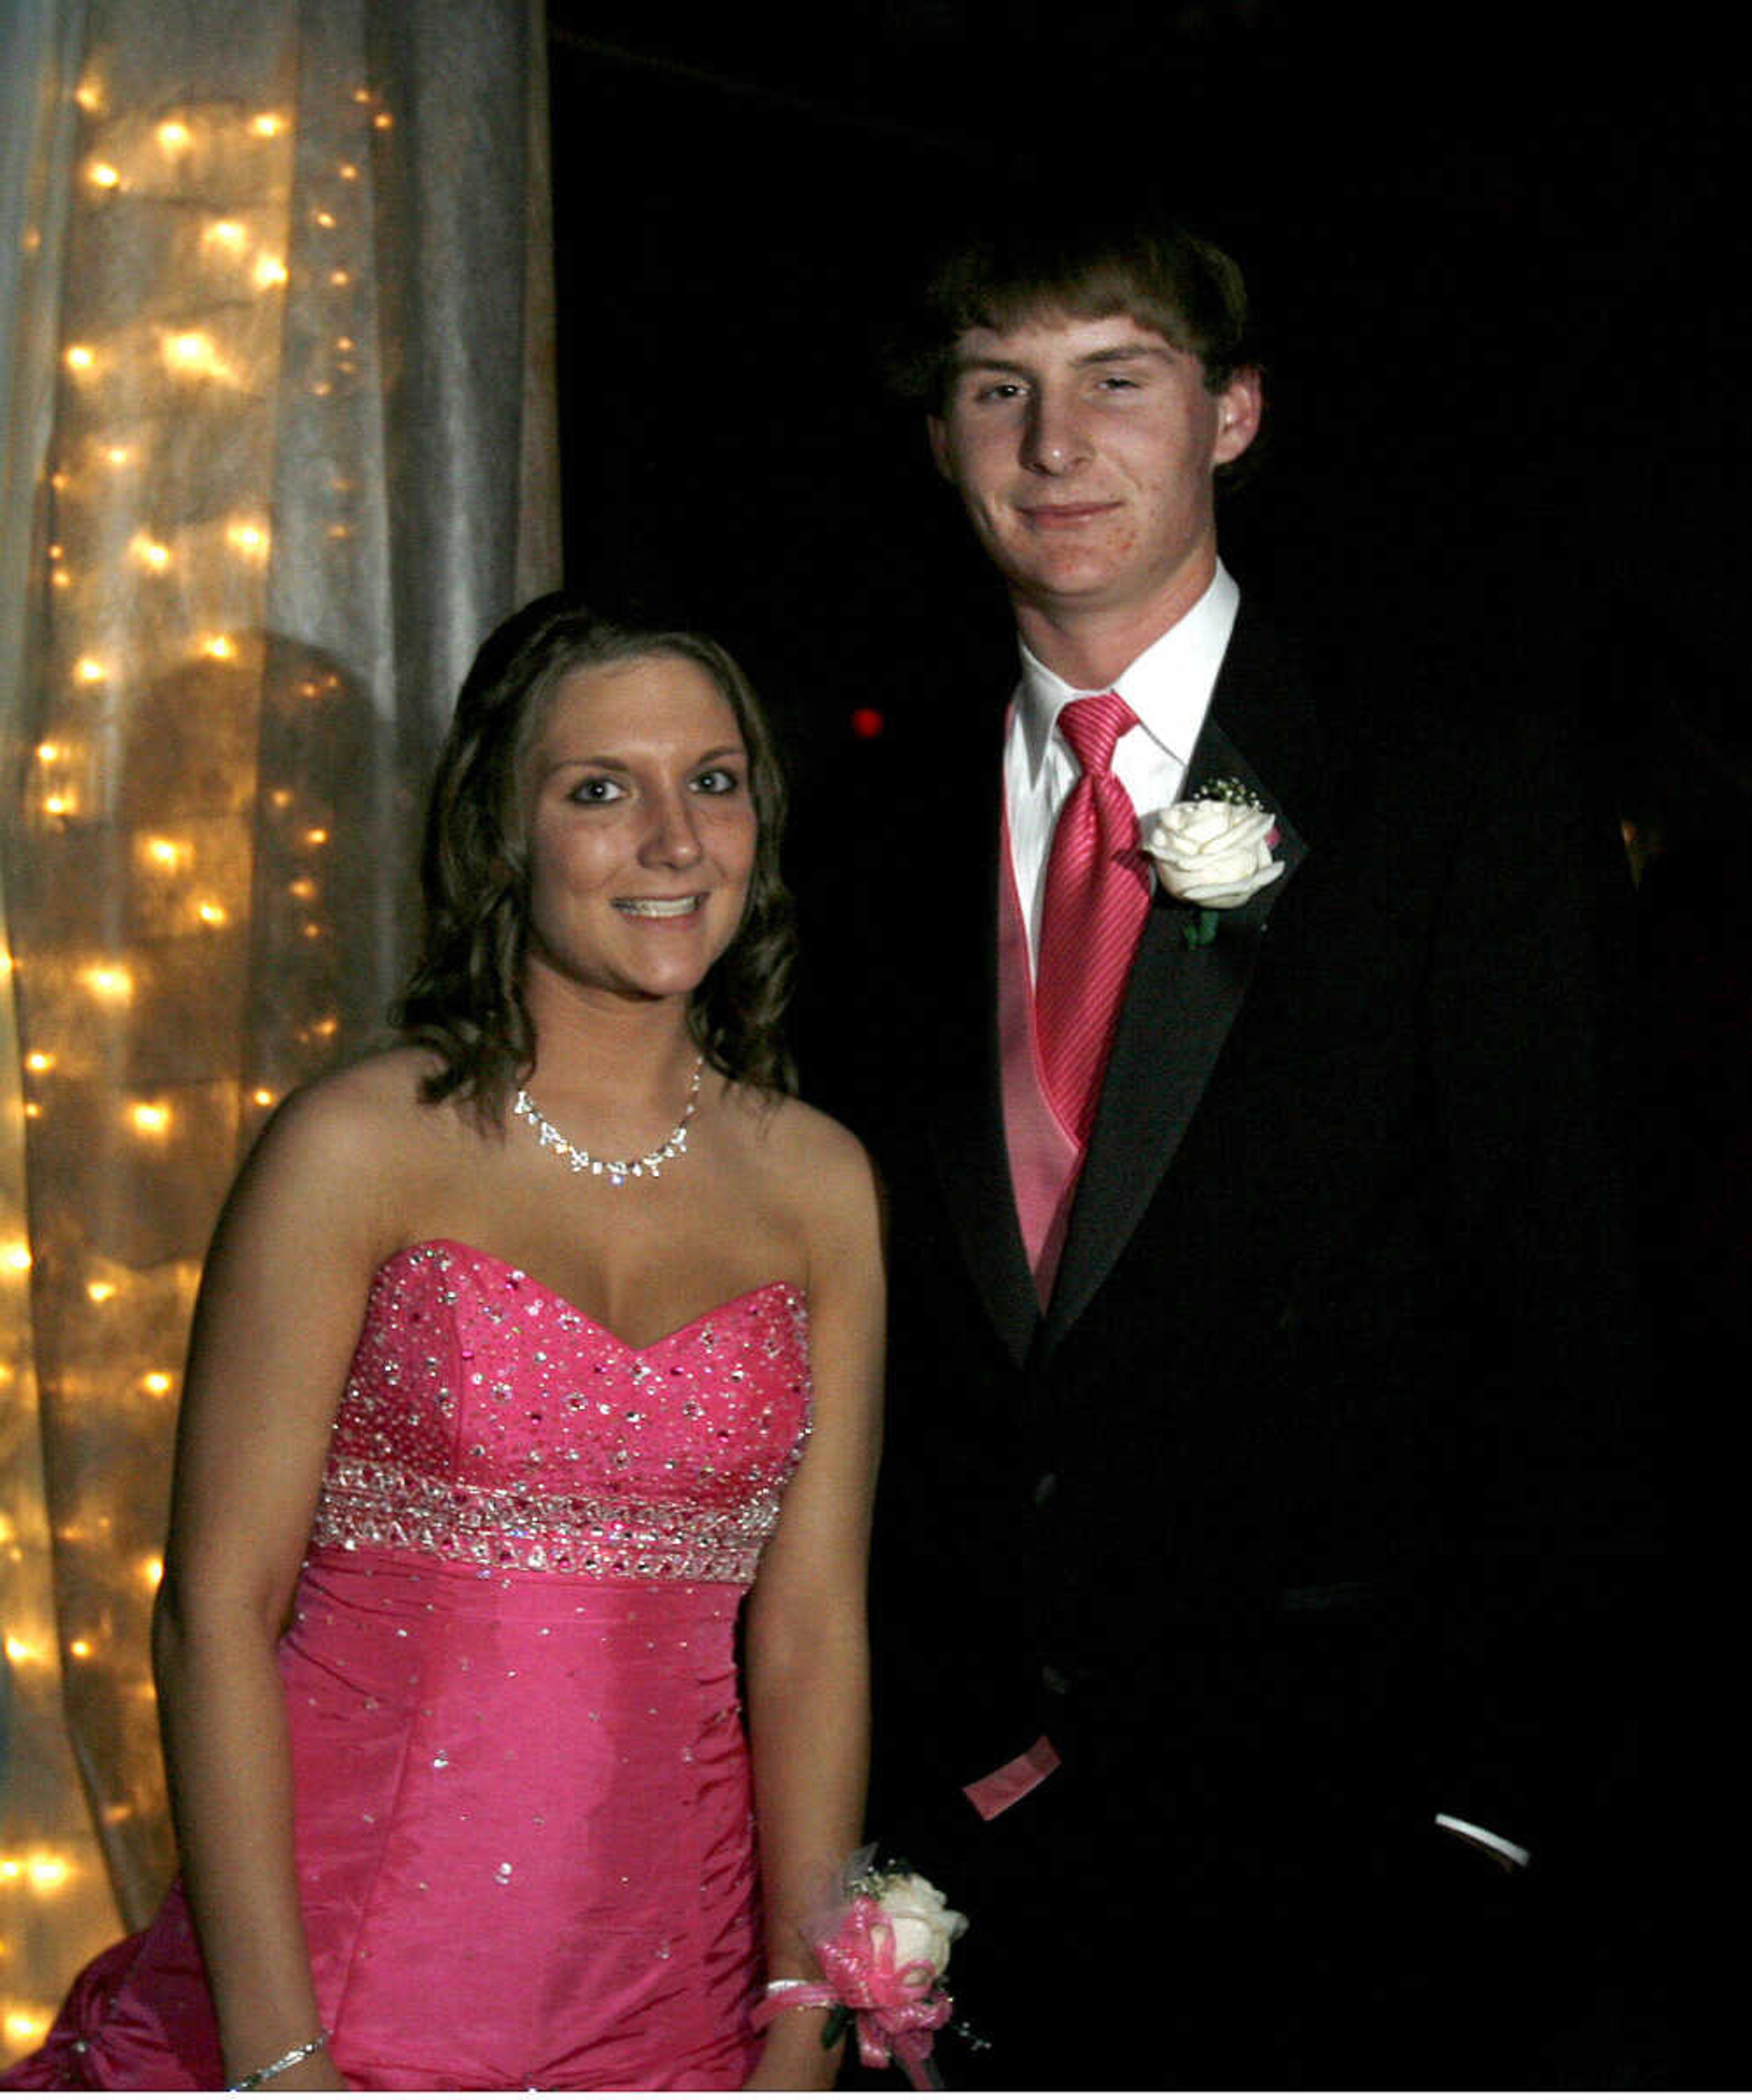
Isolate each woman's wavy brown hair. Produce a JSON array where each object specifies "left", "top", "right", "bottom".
[{"left": 393, "top": 594, "right": 797, "bottom": 1116}]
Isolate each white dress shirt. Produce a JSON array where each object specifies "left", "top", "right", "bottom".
[{"left": 1004, "top": 562, "right": 1241, "bottom": 974}]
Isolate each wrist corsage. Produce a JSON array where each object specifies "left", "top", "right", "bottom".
[{"left": 756, "top": 1846, "right": 968, "bottom": 2089}]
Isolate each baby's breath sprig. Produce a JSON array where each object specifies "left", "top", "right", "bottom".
[{"left": 1193, "top": 775, "right": 1266, "bottom": 811}]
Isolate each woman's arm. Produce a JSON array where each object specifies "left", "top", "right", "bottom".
[
  {"left": 741, "top": 1122, "right": 886, "bottom": 2091},
  {"left": 151, "top": 1074, "right": 407, "bottom": 2090}
]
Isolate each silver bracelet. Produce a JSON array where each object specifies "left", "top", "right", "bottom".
[{"left": 226, "top": 2029, "right": 330, "bottom": 2091}]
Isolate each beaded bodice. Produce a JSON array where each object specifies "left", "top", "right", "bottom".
[{"left": 309, "top": 1240, "right": 812, "bottom": 1583}]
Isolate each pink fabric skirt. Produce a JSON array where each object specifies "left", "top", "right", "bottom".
[{"left": 6, "top": 1549, "right": 764, "bottom": 2090}]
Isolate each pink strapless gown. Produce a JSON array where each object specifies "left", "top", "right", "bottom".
[{"left": 6, "top": 1243, "right": 812, "bottom": 2091}]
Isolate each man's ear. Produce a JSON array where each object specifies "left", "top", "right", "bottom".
[
  {"left": 927, "top": 414, "right": 954, "bottom": 482},
  {"left": 1212, "top": 366, "right": 1263, "bottom": 468}
]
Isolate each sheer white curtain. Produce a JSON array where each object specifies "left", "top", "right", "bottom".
[{"left": 0, "top": 0, "right": 558, "bottom": 2045}]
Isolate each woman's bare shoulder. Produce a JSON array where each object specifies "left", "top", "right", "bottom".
[
  {"left": 725, "top": 1085, "right": 882, "bottom": 1245},
  {"left": 237, "top": 1048, "right": 468, "bottom": 1217}
]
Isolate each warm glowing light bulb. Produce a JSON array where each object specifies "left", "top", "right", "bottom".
[
  {"left": 373, "top": 111, "right": 392, "bottom": 130},
  {"left": 42, "top": 793, "right": 76, "bottom": 818},
  {"left": 251, "top": 1087, "right": 277, "bottom": 1108},
  {"left": 201, "top": 633, "right": 237, "bottom": 661},
  {"left": 144, "top": 835, "right": 188, "bottom": 869},
  {"left": 164, "top": 328, "right": 219, "bottom": 375},
  {"left": 104, "top": 444, "right": 133, "bottom": 467},
  {"left": 86, "top": 1280, "right": 118, "bottom": 1303},
  {"left": 69, "top": 1638, "right": 93, "bottom": 1659},
  {"left": 4, "top": 1635, "right": 38, "bottom": 1662},
  {"left": 305, "top": 827, "right": 330, "bottom": 846},
  {"left": 3, "top": 2011, "right": 51, "bottom": 2052},
  {"left": 128, "top": 1101, "right": 172, "bottom": 1136},
  {"left": 64, "top": 343, "right": 95, "bottom": 371},
  {"left": 254, "top": 254, "right": 288, "bottom": 290},
  {"left": 86, "top": 162, "right": 120, "bottom": 189},
  {"left": 35, "top": 741, "right": 61, "bottom": 762},
  {"left": 250, "top": 112, "right": 287, "bottom": 137},
  {"left": 288, "top": 877, "right": 317, "bottom": 901},
  {"left": 82, "top": 964, "right": 134, "bottom": 1002},
  {"left": 141, "top": 1553, "right": 166, "bottom": 1586},
  {"left": 75, "top": 81, "right": 104, "bottom": 113},
  {"left": 339, "top": 161, "right": 359, "bottom": 180},
  {"left": 26, "top": 1854, "right": 71, "bottom": 1891},
  {"left": 3, "top": 1243, "right": 33, "bottom": 1273},
  {"left": 314, "top": 208, "right": 337, "bottom": 229},
  {"left": 196, "top": 900, "right": 229, "bottom": 928},
  {"left": 73, "top": 655, "right": 107, "bottom": 683},
  {"left": 25, "top": 1050, "right": 55, "bottom": 1073},
  {"left": 226, "top": 518, "right": 270, "bottom": 558},
  {"left": 129, "top": 532, "right": 172, "bottom": 571},
  {"left": 269, "top": 787, "right": 293, "bottom": 809},
  {"left": 328, "top": 268, "right": 351, "bottom": 288},
  {"left": 203, "top": 218, "right": 247, "bottom": 249},
  {"left": 141, "top": 1373, "right": 174, "bottom": 1399},
  {"left": 157, "top": 120, "right": 193, "bottom": 152}
]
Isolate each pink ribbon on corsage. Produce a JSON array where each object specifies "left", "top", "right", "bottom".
[{"left": 756, "top": 1893, "right": 954, "bottom": 2090}]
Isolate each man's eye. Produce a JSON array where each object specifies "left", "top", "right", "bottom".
[{"left": 970, "top": 380, "right": 1024, "bottom": 404}]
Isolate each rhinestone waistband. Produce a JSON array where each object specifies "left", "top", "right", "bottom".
[{"left": 309, "top": 1457, "right": 783, "bottom": 1584}]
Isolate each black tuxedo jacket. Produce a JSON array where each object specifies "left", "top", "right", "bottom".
[{"left": 800, "top": 595, "right": 1648, "bottom": 1909}]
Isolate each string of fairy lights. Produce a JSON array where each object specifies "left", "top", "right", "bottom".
[{"left": 1, "top": 58, "right": 391, "bottom": 2050}]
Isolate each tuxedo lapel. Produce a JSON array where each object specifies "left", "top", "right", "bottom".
[{"left": 1042, "top": 613, "right": 1315, "bottom": 1351}]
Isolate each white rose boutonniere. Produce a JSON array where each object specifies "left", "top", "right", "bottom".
[{"left": 1142, "top": 777, "right": 1283, "bottom": 946}]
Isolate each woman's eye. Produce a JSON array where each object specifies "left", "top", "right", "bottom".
[
  {"left": 692, "top": 767, "right": 741, "bottom": 796},
  {"left": 569, "top": 776, "right": 624, "bottom": 804}
]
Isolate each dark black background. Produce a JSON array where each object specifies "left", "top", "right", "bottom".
[{"left": 548, "top": 2, "right": 1747, "bottom": 764}]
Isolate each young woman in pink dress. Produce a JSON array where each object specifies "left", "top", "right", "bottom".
[{"left": 5, "top": 598, "right": 882, "bottom": 2091}]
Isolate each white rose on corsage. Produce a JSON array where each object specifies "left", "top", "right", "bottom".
[
  {"left": 871, "top": 1870, "right": 968, "bottom": 1981},
  {"left": 756, "top": 1848, "right": 972, "bottom": 2088},
  {"left": 1142, "top": 781, "right": 1283, "bottom": 946}
]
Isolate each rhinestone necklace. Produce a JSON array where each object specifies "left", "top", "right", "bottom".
[{"left": 512, "top": 1057, "right": 703, "bottom": 1189}]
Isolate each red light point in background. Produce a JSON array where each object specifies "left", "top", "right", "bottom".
[{"left": 850, "top": 708, "right": 885, "bottom": 740}]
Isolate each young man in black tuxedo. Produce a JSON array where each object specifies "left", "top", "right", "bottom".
[{"left": 809, "top": 207, "right": 1653, "bottom": 2088}]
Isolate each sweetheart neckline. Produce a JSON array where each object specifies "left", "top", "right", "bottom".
[{"left": 380, "top": 1238, "right": 804, "bottom": 1356}]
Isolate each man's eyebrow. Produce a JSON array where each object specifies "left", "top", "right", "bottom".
[
  {"left": 950, "top": 340, "right": 1175, "bottom": 378},
  {"left": 1074, "top": 341, "right": 1175, "bottom": 369}
]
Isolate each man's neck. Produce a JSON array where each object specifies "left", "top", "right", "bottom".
[{"left": 1013, "top": 552, "right": 1219, "bottom": 692}]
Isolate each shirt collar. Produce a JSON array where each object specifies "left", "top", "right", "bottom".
[{"left": 1014, "top": 561, "right": 1241, "bottom": 784}]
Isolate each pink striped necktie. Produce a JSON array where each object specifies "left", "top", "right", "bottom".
[{"left": 1034, "top": 691, "right": 1152, "bottom": 1148}]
